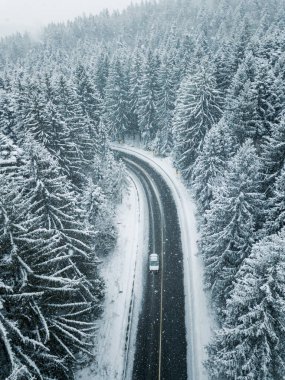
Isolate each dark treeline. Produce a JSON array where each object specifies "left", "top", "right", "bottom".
[{"left": 0, "top": 0, "right": 285, "bottom": 378}]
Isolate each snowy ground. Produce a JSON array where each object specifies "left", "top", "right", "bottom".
[
  {"left": 76, "top": 144, "right": 213, "bottom": 380},
  {"left": 76, "top": 174, "right": 148, "bottom": 380}
]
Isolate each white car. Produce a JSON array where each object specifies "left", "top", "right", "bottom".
[{"left": 149, "top": 253, "right": 159, "bottom": 273}]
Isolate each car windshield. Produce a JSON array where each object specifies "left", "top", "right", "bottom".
[{"left": 150, "top": 258, "right": 158, "bottom": 264}]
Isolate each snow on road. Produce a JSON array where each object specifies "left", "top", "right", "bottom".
[{"left": 77, "top": 144, "right": 213, "bottom": 380}]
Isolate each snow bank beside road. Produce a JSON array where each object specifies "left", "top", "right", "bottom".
[
  {"left": 76, "top": 175, "right": 148, "bottom": 380},
  {"left": 115, "top": 144, "right": 213, "bottom": 380}
]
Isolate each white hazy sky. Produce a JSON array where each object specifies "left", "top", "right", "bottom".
[{"left": 0, "top": 0, "right": 141, "bottom": 37}]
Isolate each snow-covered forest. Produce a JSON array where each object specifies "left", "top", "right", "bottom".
[{"left": 0, "top": 0, "right": 285, "bottom": 378}]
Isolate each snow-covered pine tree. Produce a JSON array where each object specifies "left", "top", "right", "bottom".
[
  {"left": 74, "top": 64, "right": 103, "bottom": 162},
  {"left": 11, "top": 76, "right": 31, "bottom": 143},
  {"left": 253, "top": 58, "right": 283, "bottom": 147},
  {"left": 191, "top": 120, "right": 237, "bottom": 213},
  {"left": 206, "top": 228, "right": 285, "bottom": 380},
  {"left": 137, "top": 51, "right": 160, "bottom": 146},
  {"left": 0, "top": 89, "right": 16, "bottom": 141},
  {"left": 153, "top": 59, "right": 176, "bottom": 155},
  {"left": 232, "top": 16, "right": 252, "bottom": 69},
  {"left": 263, "top": 163, "right": 285, "bottom": 235},
  {"left": 22, "top": 80, "right": 72, "bottom": 177},
  {"left": 0, "top": 132, "right": 20, "bottom": 176},
  {"left": 128, "top": 48, "right": 143, "bottom": 140},
  {"left": 74, "top": 64, "right": 102, "bottom": 125},
  {"left": 173, "top": 65, "right": 223, "bottom": 180},
  {"left": 52, "top": 75, "right": 86, "bottom": 185},
  {"left": 213, "top": 41, "right": 237, "bottom": 95},
  {"left": 262, "top": 114, "right": 285, "bottom": 187},
  {"left": 53, "top": 74, "right": 106, "bottom": 186},
  {"left": 0, "top": 153, "right": 67, "bottom": 379},
  {"left": 14, "top": 139, "right": 104, "bottom": 376},
  {"left": 85, "top": 150, "right": 126, "bottom": 255},
  {"left": 94, "top": 50, "right": 109, "bottom": 98},
  {"left": 191, "top": 17, "right": 210, "bottom": 71},
  {"left": 92, "top": 149, "right": 127, "bottom": 205},
  {"left": 223, "top": 51, "right": 280, "bottom": 149},
  {"left": 104, "top": 55, "right": 130, "bottom": 142},
  {"left": 223, "top": 52, "right": 261, "bottom": 145},
  {"left": 201, "top": 140, "right": 265, "bottom": 316},
  {"left": 178, "top": 33, "right": 195, "bottom": 78},
  {"left": 82, "top": 178, "right": 116, "bottom": 256}
]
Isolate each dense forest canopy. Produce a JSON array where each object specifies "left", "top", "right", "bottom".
[{"left": 0, "top": 0, "right": 284, "bottom": 378}]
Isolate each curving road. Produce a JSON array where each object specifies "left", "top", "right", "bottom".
[{"left": 116, "top": 151, "right": 188, "bottom": 380}]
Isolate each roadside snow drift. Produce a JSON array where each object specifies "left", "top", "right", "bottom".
[{"left": 76, "top": 175, "right": 148, "bottom": 380}]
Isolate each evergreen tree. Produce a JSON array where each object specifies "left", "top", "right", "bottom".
[
  {"left": 104, "top": 55, "right": 130, "bottom": 142},
  {"left": 224, "top": 52, "right": 262, "bottom": 145},
  {"left": 15, "top": 139, "right": 104, "bottom": 377},
  {"left": 232, "top": 17, "right": 252, "bottom": 69},
  {"left": 74, "top": 64, "right": 101, "bottom": 124},
  {"left": 0, "top": 89, "right": 16, "bottom": 140},
  {"left": 206, "top": 228, "right": 285, "bottom": 380},
  {"left": 192, "top": 29, "right": 210, "bottom": 71},
  {"left": 82, "top": 179, "right": 116, "bottom": 256},
  {"left": 191, "top": 120, "right": 237, "bottom": 213},
  {"left": 94, "top": 50, "right": 109, "bottom": 98},
  {"left": 254, "top": 61, "right": 283, "bottom": 139},
  {"left": 173, "top": 66, "right": 223, "bottom": 179},
  {"left": 74, "top": 64, "right": 102, "bottom": 152},
  {"left": 263, "top": 164, "right": 285, "bottom": 235},
  {"left": 177, "top": 33, "right": 195, "bottom": 78},
  {"left": 201, "top": 141, "right": 265, "bottom": 316},
  {"left": 137, "top": 51, "right": 160, "bottom": 146},
  {"left": 128, "top": 48, "right": 143, "bottom": 139},
  {"left": 262, "top": 114, "right": 285, "bottom": 186},
  {"left": 213, "top": 41, "right": 237, "bottom": 95},
  {"left": 12, "top": 76, "right": 31, "bottom": 143},
  {"left": 153, "top": 60, "right": 176, "bottom": 155},
  {"left": 0, "top": 152, "right": 69, "bottom": 379},
  {"left": 53, "top": 74, "right": 101, "bottom": 185}
]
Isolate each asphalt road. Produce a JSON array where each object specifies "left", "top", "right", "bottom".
[{"left": 118, "top": 151, "right": 187, "bottom": 380}]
